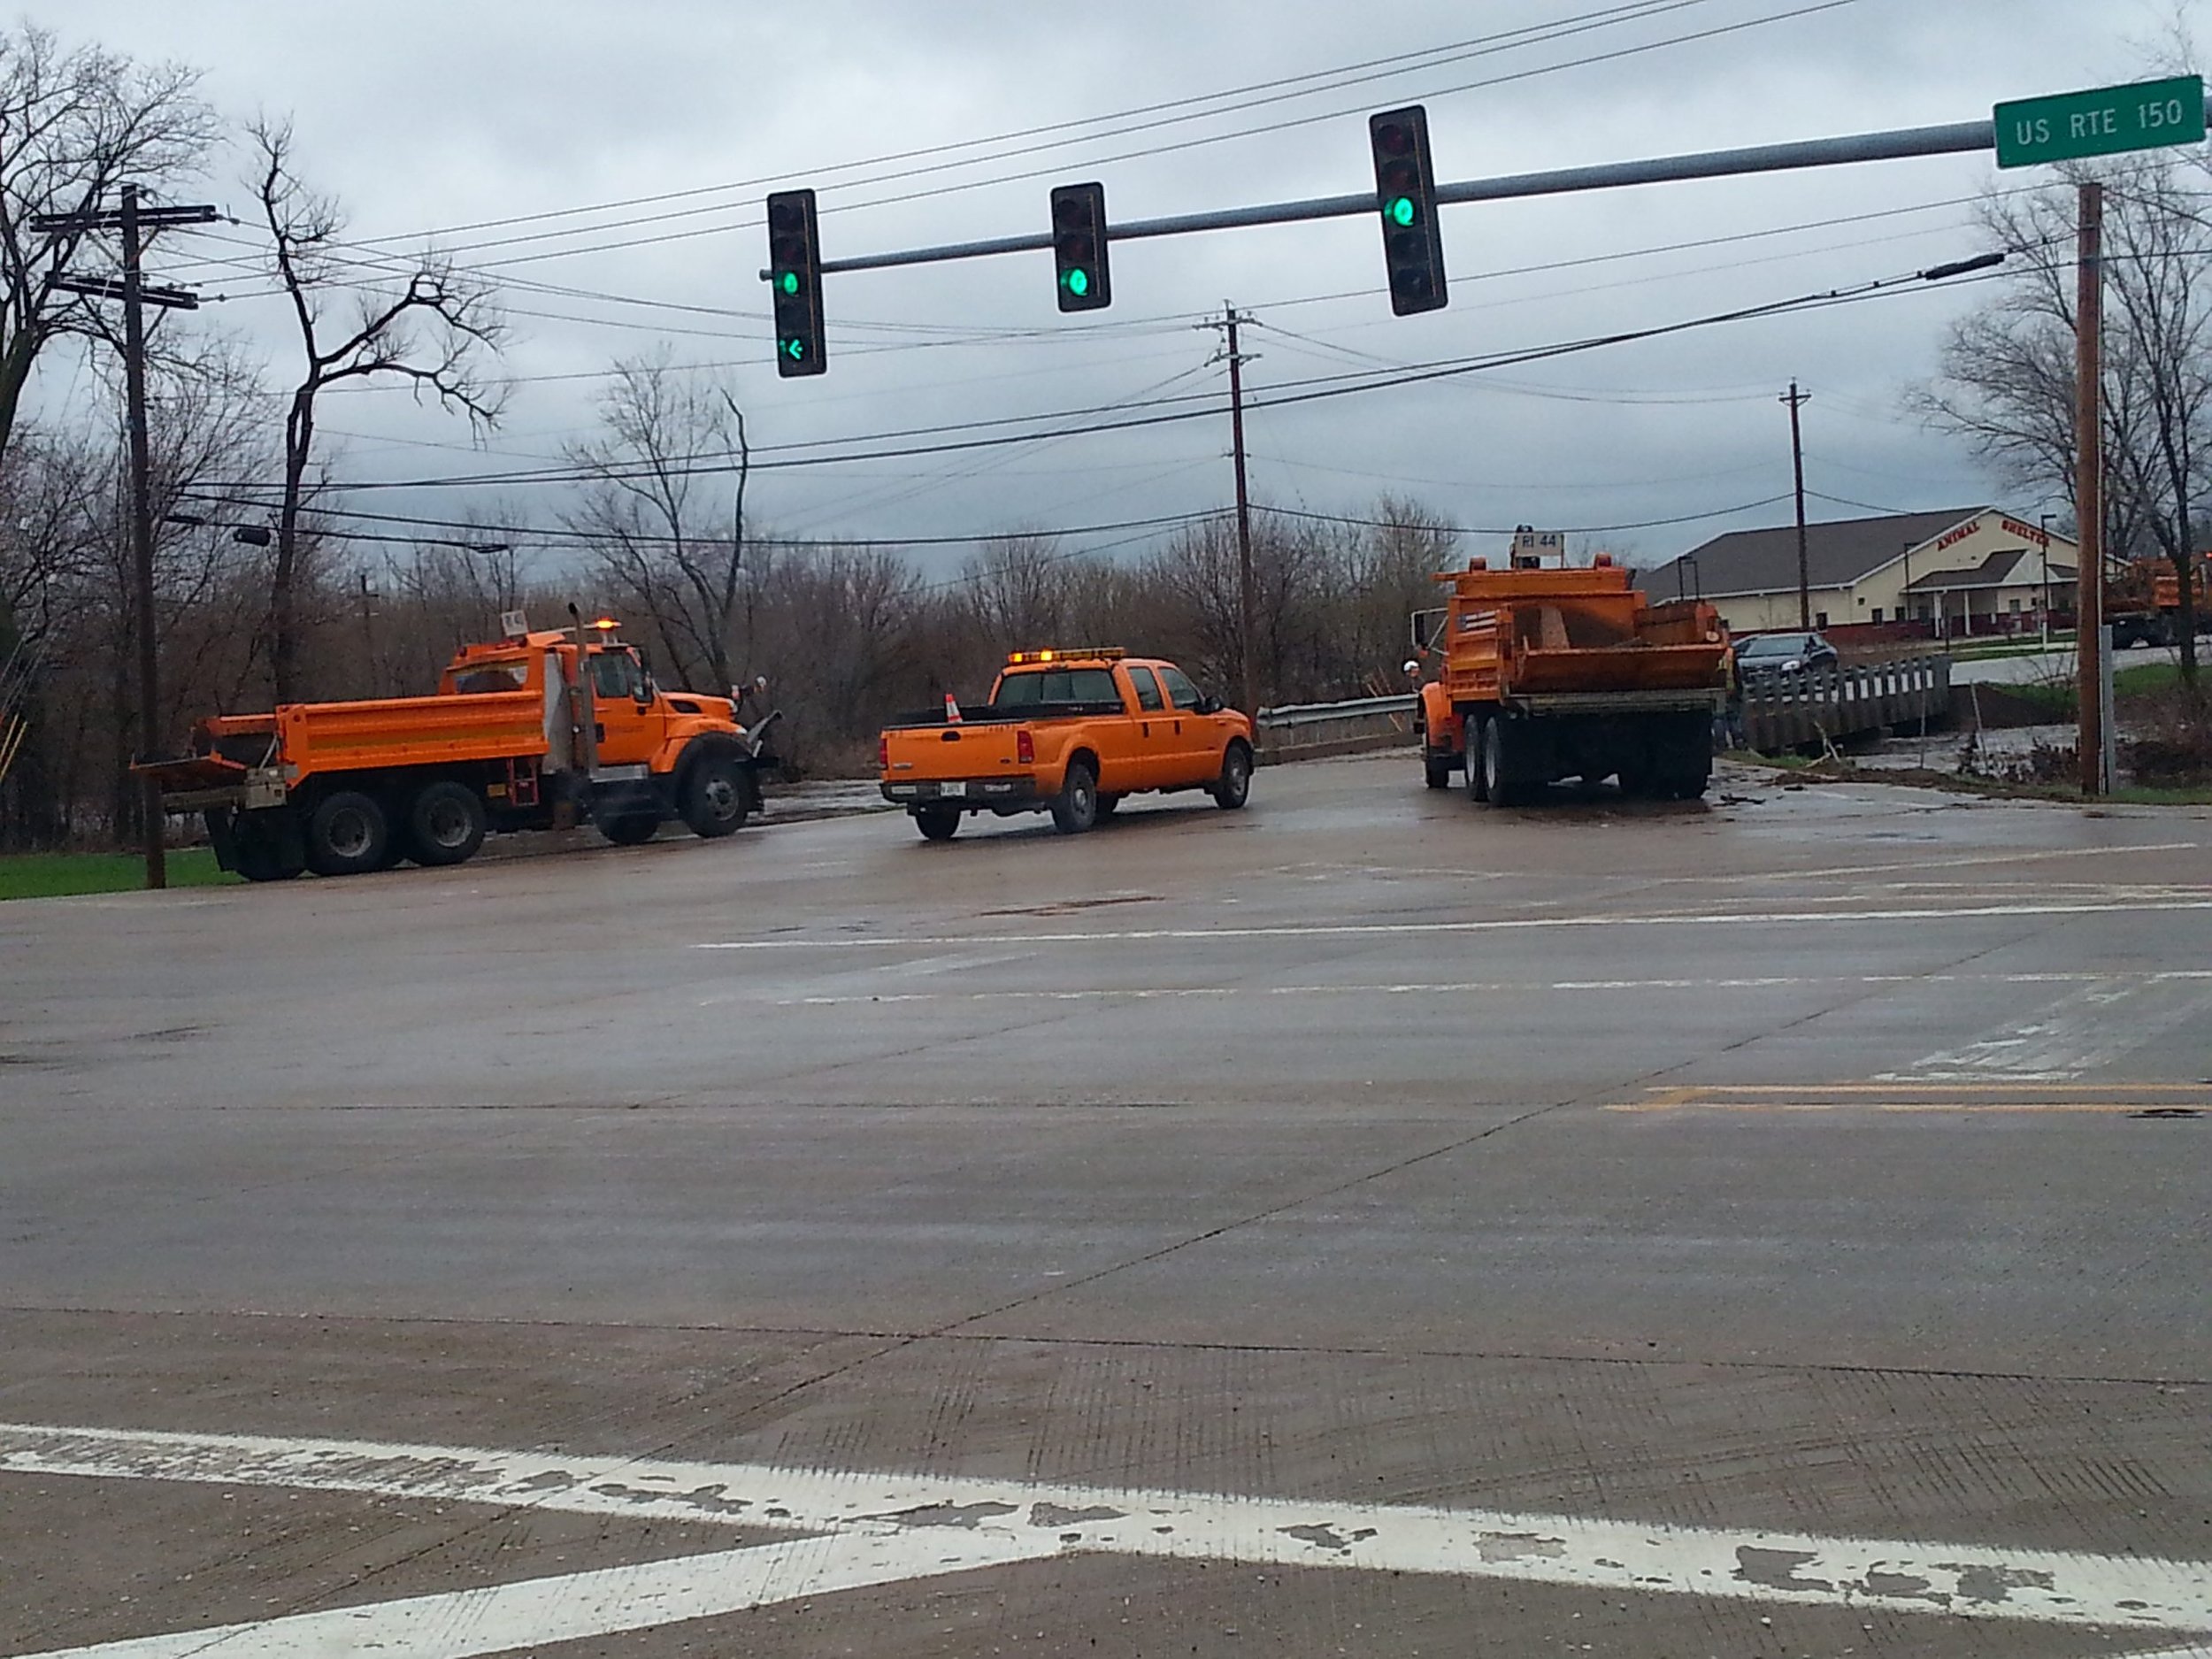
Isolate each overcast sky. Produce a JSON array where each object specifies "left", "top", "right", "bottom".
[{"left": 25, "top": 0, "right": 2209, "bottom": 579}]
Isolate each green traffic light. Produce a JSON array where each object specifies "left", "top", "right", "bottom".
[
  {"left": 780, "top": 337, "right": 805, "bottom": 361},
  {"left": 1065, "top": 268, "right": 1090, "bottom": 298},
  {"left": 778, "top": 271, "right": 799, "bottom": 296},
  {"left": 1389, "top": 196, "right": 1416, "bottom": 227}
]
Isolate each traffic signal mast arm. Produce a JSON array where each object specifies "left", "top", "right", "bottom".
[{"left": 764, "top": 115, "right": 2003, "bottom": 280}]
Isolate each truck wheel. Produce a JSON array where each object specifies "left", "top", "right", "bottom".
[
  {"left": 600, "top": 813, "right": 662, "bottom": 846},
  {"left": 407, "top": 780, "right": 487, "bottom": 866},
  {"left": 227, "top": 811, "right": 304, "bottom": 883},
  {"left": 304, "top": 790, "right": 390, "bottom": 877},
  {"left": 1211, "top": 742, "right": 1252, "bottom": 810},
  {"left": 1050, "top": 759, "right": 1099, "bottom": 834},
  {"left": 1464, "top": 718, "right": 1489, "bottom": 803},
  {"left": 915, "top": 804, "right": 962, "bottom": 841},
  {"left": 1424, "top": 751, "right": 1453, "bottom": 789},
  {"left": 1481, "top": 718, "right": 1521, "bottom": 808},
  {"left": 680, "top": 756, "right": 749, "bottom": 838}
]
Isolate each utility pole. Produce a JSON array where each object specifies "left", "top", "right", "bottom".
[
  {"left": 1782, "top": 381, "right": 1813, "bottom": 630},
  {"left": 2075, "top": 182, "right": 2106, "bottom": 797},
  {"left": 2038, "top": 512, "right": 2053, "bottom": 649},
  {"left": 35, "top": 184, "right": 219, "bottom": 890},
  {"left": 1202, "top": 303, "right": 1260, "bottom": 716}
]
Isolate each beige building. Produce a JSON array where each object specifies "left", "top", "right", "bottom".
[{"left": 1640, "top": 507, "right": 2079, "bottom": 639}]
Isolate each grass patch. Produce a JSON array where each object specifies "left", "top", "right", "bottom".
[
  {"left": 2115, "top": 661, "right": 2192, "bottom": 697},
  {"left": 0, "top": 847, "right": 237, "bottom": 901}
]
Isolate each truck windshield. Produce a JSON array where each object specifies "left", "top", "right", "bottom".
[{"left": 994, "top": 668, "right": 1118, "bottom": 706}]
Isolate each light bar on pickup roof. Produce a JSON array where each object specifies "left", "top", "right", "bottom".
[{"left": 1005, "top": 646, "right": 1126, "bottom": 665}]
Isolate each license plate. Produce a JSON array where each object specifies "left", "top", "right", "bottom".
[{"left": 941, "top": 780, "right": 967, "bottom": 797}]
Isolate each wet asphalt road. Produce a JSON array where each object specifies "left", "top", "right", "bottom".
[{"left": 3, "top": 753, "right": 2209, "bottom": 1658}]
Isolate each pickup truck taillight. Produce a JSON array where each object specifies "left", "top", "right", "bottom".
[
  {"left": 1016, "top": 728, "right": 1035, "bottom": 765},
  {"left": 878, "top": 733, "right": 889, "bottom": 771}
]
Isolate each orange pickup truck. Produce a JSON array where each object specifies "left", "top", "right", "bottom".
[{"left": 878, "top": 648, "right": 1254, "bottom": 840}]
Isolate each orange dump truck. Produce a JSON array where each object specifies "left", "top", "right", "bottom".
[
  {"left": 1413, "top": 533, "right": 1730, "bottom": 806},
  {"left": 2108, "top": 555, "right": 2210, "bottom": 649},
  {"left": 139, "top": 613, "right": 780, "bottom": 880}
]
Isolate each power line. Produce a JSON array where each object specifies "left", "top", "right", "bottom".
[
  {"left": 180, "top": 0, "right": 1729, "bottom": 274},
  {"left": 180, "top": 0, "right": 1847, "bottom": 287},
  {"left": 184, "top": 256, "right": 1993, "bottom": 518}
]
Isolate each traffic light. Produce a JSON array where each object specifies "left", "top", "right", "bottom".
[
  {"left": 1050, "top": 182, "right": 1111, "bottom": 312},
  {"left": 764, "top": 188, "right": 826, "bottom": 377},
  {"left": 1368, "top": 106, "right": 1448, "bottom": 316}
]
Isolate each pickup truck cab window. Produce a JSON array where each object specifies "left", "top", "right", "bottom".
[
  {"left": 1129, "top": 666, "right": 1165, "bottom": 711},
  {"left": 1158, "top": 664, "right": 1203, "bottom": 710},
  {"left": 995, "top": 667, "right": 1118, "bottom": 706}
]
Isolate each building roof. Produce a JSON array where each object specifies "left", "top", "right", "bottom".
[
  {"left": 1640, "top": 507, "right": 1987, "bottom": 599},
  {"left": 1901, "top": 549, "right": 2077, "bottom": 592}
]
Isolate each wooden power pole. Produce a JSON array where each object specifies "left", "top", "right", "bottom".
[
  {"left": 35, "top": 184, "right": 219, "bottom": 889},
  {"left": 2076, "top": 182, "right": 2105, "bottom": 797},
  {"left": 1782, "top": 381, "right": 1813, "bottom": 630},
  {"left": 1204, "top": 303, "right": 1260, "bottom": 717}
]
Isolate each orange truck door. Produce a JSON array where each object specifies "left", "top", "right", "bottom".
[
  {"left": 1154, "top": 663, "right": 1212, "bottom": 781},
  {"left": 1121, "top": 664, "right": 1177, "bottom": 789},
  {"left": 588, "top": 649, "right": 663, "bottom": 769}
]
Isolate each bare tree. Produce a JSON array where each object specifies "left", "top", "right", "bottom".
[
  {"left": 1916, "top": 156, "right": 2204, "bottom": 681},
  {"left": 252, "top": 117, "right": 504, "bottom": 703},
  {"left": 0, "top": 24, "right": 217, "bottom": 461},
  {"left": 962, "top": 533, "right": 1071, "bottom": 651},
  {"left": 565, "top": 354, "right": 751, "bottom": 692}
]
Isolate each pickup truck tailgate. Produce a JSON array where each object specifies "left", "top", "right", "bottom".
[{"left": 880, "top": 721, "right": 1037, "bottom": 802}]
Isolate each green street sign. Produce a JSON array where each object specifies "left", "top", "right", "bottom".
[{"left": 1995, "top": 74, "right": 2205, "bottom": 169}]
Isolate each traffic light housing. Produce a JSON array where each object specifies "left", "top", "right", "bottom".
[
  {"left": 1050, "top": 182, "right": 1111, "bottom": 312},
  {"left": 1368, "top": 106, "right": 1448, "bottom": 316},
  {"left": 765, "top": 188, "right": 826, "bottom": 377}
]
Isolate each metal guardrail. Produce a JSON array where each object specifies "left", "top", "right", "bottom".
[
  {"left": 1257, "top": 694, "right": 1417, "bottom": 729},
  {"left": 1738, "top": 653, "right": 1950, "bottom": 752},
  {"left": 1254, "top": 655, "right": 1952, "bottom": 763},
  {"left": 1255, "top": 694, "right": 1418, "bottom": 761}
]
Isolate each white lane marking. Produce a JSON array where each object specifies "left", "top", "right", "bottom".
[
  {"left": 1893, "top": 979, "right": 2212, "bottom": 1082},
  {"left": 746, "top": 970, "right": 2212, "bottom": 1010},
  {"left": 695, "top": 896, "right": 2212, "bottom": 951},
  {"left": 3, "top": 1421, "right": 2208, "bottom": 1641},
  {"left": 19, "top": 1532, "right": 1052, "bottom": 1659}
]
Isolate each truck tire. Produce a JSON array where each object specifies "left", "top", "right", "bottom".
[
  {"left": 1464, "top": 717, "right": 1490, "bottom": 803},
  {"left": 304, "top": 790, "right": 390, "bottom": 877},
  {"left": 1050, "top": 758, "right": 1099, "bottom": 834},
  {"left": 599, "top": 813, "right": 662, "bottom": 846},
  {"left": 915, "top": 804, "right": 962, "bottom": 841},
  {"left": 406, "top": 780, "right": 487, "bottom": 866},
  {"left": 226, "top": 810, "right": 304, "bottom": 883},
  {"left": 680, "top": 756, "right": 749, "bottom": 838},
  {"left": 1211, "top": 742, "right": 1252, "bottom": 810},
  {"left": 1481, "top": 718, "right": 1521, "bottom": 808},
  {"left": 1662, "top": 757, "right": 1712, "bottom": 802},
  {"left": 1424, "top": 750, "right": 1453, "bottom": 789}
]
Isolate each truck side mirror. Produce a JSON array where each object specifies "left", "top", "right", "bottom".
[{"left": 1196, "top": 694, "right": 1223, "bottom": 716}]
